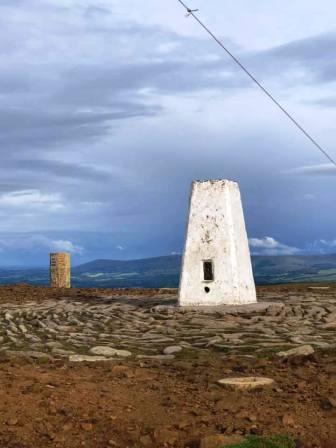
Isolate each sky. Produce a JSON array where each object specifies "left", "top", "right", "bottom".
[{"left": 1, "top": 0, "right": 336, "bottom": 266}]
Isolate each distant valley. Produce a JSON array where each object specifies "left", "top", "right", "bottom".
[{"left": 1, "top": 254, "right": 336, "bottom": 287}]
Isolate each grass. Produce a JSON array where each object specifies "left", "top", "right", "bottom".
[{"left": 223, "top": 435, "right": 296, "bottom": 448}]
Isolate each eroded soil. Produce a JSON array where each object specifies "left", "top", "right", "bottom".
[{"left": 0, "top": 285, "right": 334, "bottom": 448}]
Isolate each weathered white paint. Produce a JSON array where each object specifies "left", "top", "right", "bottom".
[{"left": 178, "top": 180, "right": 257, "bottom": 306}]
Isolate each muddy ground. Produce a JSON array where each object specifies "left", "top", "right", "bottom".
[{"left": 0, "top": 285, "right": 335, "bottom": 448}]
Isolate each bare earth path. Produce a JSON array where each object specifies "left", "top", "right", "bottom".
[{"left": 0, "top": 285, "right": 335, "bottom": 447}]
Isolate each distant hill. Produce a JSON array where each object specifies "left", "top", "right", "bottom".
[
  {"left": 252, "top": 254, "right": 336, "bottom": 284},
  {"left": 74, "top": 255, "right": 181, "bottom": 275},
  {"left": 73, "top": 254, "right": 336, "bottom": 287},
  {"left": 72, "top": 255, "right": 182, "bottom": 288},
  {"left": 0, "top": 267, "right": 49, "bottom": 286},
  {"left": 1, "top": 254, "right": 336, "bottom": 287}
]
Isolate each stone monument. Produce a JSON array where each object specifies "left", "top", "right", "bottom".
[
  {"left": 50, "top": 252, "right": 71, "bottom": 288},
  {"left": 178, "top": 180, "right": 257, "bottom": 306}
]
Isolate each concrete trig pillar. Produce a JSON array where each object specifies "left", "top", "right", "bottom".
[
  {"left": 178, "top": 180, "right": 257, "bottom": 306},
  {"left": 50, "top": 253, "right": 71, "bottom": 288}
]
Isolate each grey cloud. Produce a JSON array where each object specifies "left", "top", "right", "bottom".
[
  {"left": 8, "top": 1, "right": 336, "bottom": 162},
  {"left": 263, "top": 33, "right": 335, "bottom": 63},
  {"left": 0, "top": 105, "right": 159, "bottom": 150},
  {"left": 0, "top": 10, "right": 245, "bottom": 156},
  {"left": 53, "top": 28, "right": 336, "bottom": 120},
  {"left": 83, "top": 5, "right": 111, "bottom": 18},
  {"left": 0, "top": 0, "right": 336, "bottom": 264},
  {"left": 251, "top": 32, "right": 336, "bottom": 85},
  {"left": 0, "top": 0, "right": 24, "bottom": 6},
  {"left": 0, "top": 183, "right": 27, "bottom": 194},
  {"left": 6, "top": 159, "right": 112, "bottom": 181},
  {"left": 63, "top": 60, "right": 246, "bottom": 100},
  {"left": 308, "top": 96, "right": 336, "bottom": 108},
  {"left": 0, "top": 72, "right": 30, "bottom": 93}
]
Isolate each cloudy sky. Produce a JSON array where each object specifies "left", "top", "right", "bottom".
[{"left": 1, "top": 0, "right": 336, "bottom": 266}]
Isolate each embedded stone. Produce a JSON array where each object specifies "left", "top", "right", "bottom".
[
  {"left": 218, "top": 377, "right": 275, "bottom": 390},
  {"left": 163, "top": 346, "right": 182, "bottom": 355},
  {"left": 69, "top": 355, "right": 110, "bottom": 362},
  {"left": 277, "top": 345, "right": 314, "bottom": 359},
  {"left": 90, "top": 346, "right": 132, "bottom": 358}
]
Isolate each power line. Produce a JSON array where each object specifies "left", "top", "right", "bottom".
[{"left": 176, "top": 0, "right": 336, "bottom": 167}]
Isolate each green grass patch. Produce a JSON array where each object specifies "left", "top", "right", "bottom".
[{"left": 223, "top": 435, "right": 296, "bottom": 448}]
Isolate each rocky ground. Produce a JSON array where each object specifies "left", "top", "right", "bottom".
[{"left": 0, "top": 285, "right": 335, "bottom": 447}]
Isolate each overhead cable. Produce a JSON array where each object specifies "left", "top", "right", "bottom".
[{"left": 176, "top": 0, "right": 336, "bottom": 167}]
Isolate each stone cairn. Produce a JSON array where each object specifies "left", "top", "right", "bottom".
[{"left": 50, "top": 252, "right": 71, "bottom": 288}]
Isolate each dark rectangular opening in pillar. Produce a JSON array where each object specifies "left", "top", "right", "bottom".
[{"left": 203, "top": 260, "right": 214, "bottom": 281}]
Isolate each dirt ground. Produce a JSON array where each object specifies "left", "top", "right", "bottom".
[{"left": 0, "top": 285, "right": 335, "bottom": 448}]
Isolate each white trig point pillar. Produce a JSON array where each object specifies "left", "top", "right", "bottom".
[
  {"left": 50, "top": 253, "right": 71, "bottom": 288},
  {"left": 178, "top": 180, "right": 257, "bottom": 306}
]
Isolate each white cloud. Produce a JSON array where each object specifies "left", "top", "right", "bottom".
[
  {"left": 0, "top": 190, "right": 65, "bottom": 211},
  {"left": 288, "top": 164, "right": 336, "bottom": 176},
  {"left": 308, "top": 239, "right": 336, "bottom": 253},
  {"left": 301, "top": 239, "right": 336, "bottom": 254},
  {"left": 303, "top": 193, "right": 316, "bottom": 200},
  {"left": 319, "top": 239, "right": 336, "bottom": 247},
  {"left": 48, "top": 239, "right": 84, "bottom": 254},
  {"left": 249, "top": 236, "right": 300, "bottom": 255},
  {"left": 116, "top": 245, "right": 124, "bottom": 250},
  {"left": 0, "top": 235, "right": 84, "bottom": 254}
]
